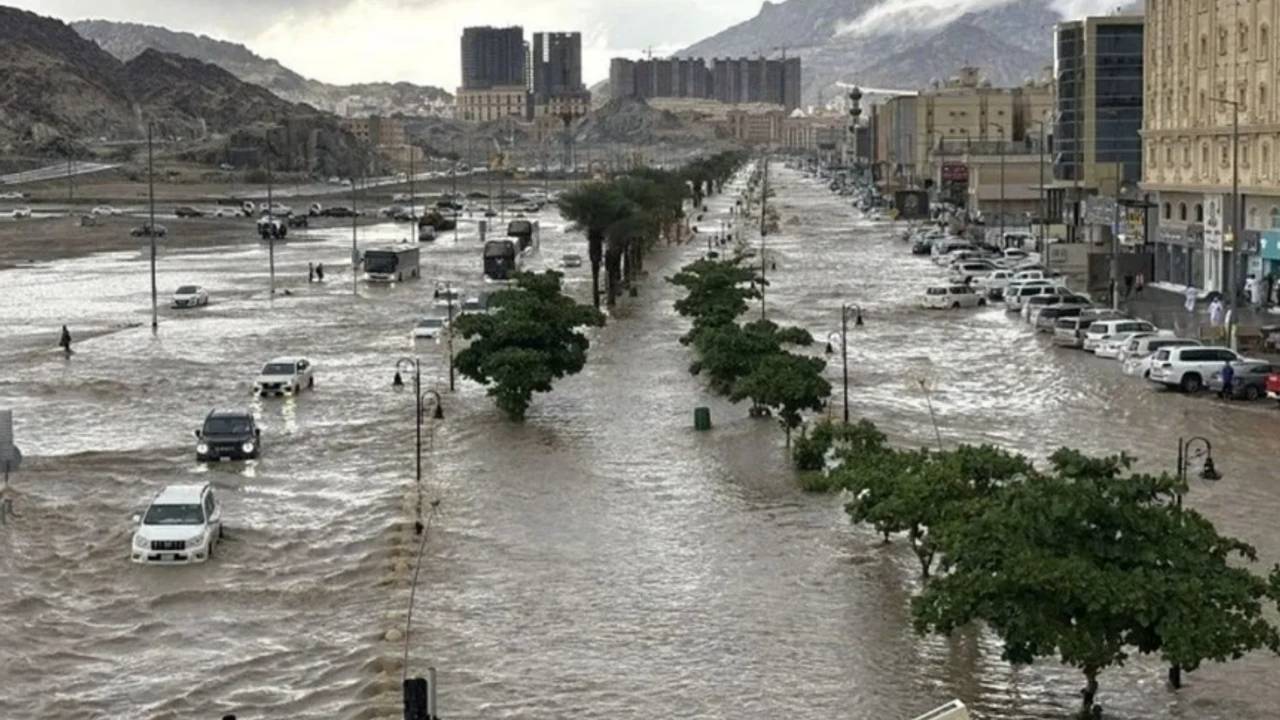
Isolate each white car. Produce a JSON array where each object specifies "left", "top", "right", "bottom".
[
  {"left": 253, "top": 357, "right": 314, "bottom": 397},
  {"left": 1004, "top": 283, "right": 1070, "bottom": 312},
  {"left": 91, "top": 205, "right": 120, "bottom": 216},
  {"left": 949, "top": 260, "right": 999, "bottom": 283},
  {"left": 10, "top": 207, "right": 32, "bottom": 219},
  {"left": 922, "top": 284, "right": 986, "bottom": 309},
  {"left": 1082, "top": 319, "right": 1155, "bottom": 352},
  {"left": 412, "top": 316, "right": 449, "bottom": 339},
  {"left": 171, "top": 284, "right": 209, "bottom": 308},
  {"left": 1119, "top": 335, "right": 1199, "bottom": 365},
  {"left": 973, "top": 270, "right": 1015, "bottom": 297},
  {"left": 1148, "top": 346, "right": 1248, "bottom": 392},
  {"left": 131, "top": 483, "right": 222, "bottom": 564},
  {"left": 1093, "top": 331, "right": 1155, "bottom": 359}
]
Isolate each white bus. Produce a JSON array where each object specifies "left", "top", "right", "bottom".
[{"left": 363, "top": 245, "right": 421, "bottom": 282}]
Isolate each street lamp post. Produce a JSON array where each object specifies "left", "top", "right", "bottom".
[
  {"left": 1174, "top": 435, "right": 1220, "bottom": 509},
  {"left": 825, "top": 304, "right": 864, "bottom": 423},
  {"left": 990, "top": 122, "right": 1007, "bottom": 246},
  {"left": 435, "top": 280, "right": 457, "bottom": 392},
  {"left": 393, "top": 358, "right": 445, "bottom": 535},
  {"left": 1208, "top": 97, "right": 1242, "bottom": 308},
  {"left": 146, "top": 122, "right": 158, "bottom": 331}
]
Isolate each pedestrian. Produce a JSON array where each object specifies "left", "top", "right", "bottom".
[
  {"left": 315, "top": 263, "right": 325, "bottom": 282},
  {"left": 1209, "top": 296, "right": 1225, "bottom": 327},
  {"left": 58, "top": 325, "right": 72, "bottom": 356},
  {"left": 1123, "top": 273, "right": 1134, "bottom": 298},
  {"left": 1184, "top": 285, "right": 1198, "bottom": 313},
  {"left": 1244, "top": 275, "right": 1256, "bottom": 307},
  {"left": 308, "top": 262, "right": 315, "bottom": 283},
  {"left": 1135, "top": 271, "right": 1145, "bottom": 294},
  {"left": 1251, "top": 274, "right": 1265, "bottom": 308},
  {"left": 1219, "top": 360, "right": 1235, "bottom": 400}
]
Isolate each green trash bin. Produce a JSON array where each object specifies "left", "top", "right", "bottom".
[{"left": 694, "top": 407, "right": 712, "bottom": 431}]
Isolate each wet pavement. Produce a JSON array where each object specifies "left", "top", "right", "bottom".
[{"left": 1, "top": 164, "right": 1278, "bottom": 719}]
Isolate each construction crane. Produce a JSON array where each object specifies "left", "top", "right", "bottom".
[{"left": 834, "top": 82, "right": 918, "bottom": 96}]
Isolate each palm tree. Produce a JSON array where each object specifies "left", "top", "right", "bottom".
[{"left": 558, "top": 181, "right": 633, "bottom": 308}]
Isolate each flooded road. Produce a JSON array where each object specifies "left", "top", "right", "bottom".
[{"left": 1, "top": 165, "right": 1278, "bottom": 719}]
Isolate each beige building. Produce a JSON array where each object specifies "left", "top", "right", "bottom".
[
  {"left": 339, "top": 115, "right": 422, "bottom": 169},
  {"left": 874, "top": 67, "right": 1053, "bottom": 204},
  {"left": 456, "top": 85, "right": 530, "bottom": 122},
  {"left": 1142, "top": 0, "right": 1280, "bottom": 291}
]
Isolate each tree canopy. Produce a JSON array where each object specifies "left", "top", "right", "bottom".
[{"left": 453, "top": 271, "right": 605, "bottom": 421}]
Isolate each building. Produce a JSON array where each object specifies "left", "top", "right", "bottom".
[
  {"left": 1052, "top": 16, "right": 1145, "bottom": 244},
  {"left": 339, "top": 116, "right": 422, "bottom": 168},
  {"left": 1142, "top": 1, "right": 1280, "bottom": 294},
  {"left": 456, "top": 86, "right": 530, "bottom": 123},
  {"left": 461, "top": 26, "right": 526, "bottom": 90},
  {"left": 609, "top": 56, "right": 800, "bottom": 110},
  {"left": 530, "top": 32, "right": 590, "bottom": 128},
  {"left": 871, "top": 67, "right": 1053, "bottom": 220}
]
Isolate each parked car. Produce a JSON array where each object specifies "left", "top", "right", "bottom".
[
  {"left": 194, "top": 409, "right": 260, "bottom": 461},
  {"left": 1023, "top": 294, "right": 1091, "bottom": 324},
  {"left": 412, "top": 316, "right": 449, "bottom": 339},
  {"left": 322, "top": 206, "right": 358, "bottom": 218},
  {"left": 130, "top": 482, "right": 222, "bottom": 564},
  {"left": 1053, "top": 316, "right": 1095, "bottom": 348},
  {"left": 287, "top": 215, "right": 309, "bottom": 228},
  {"left": 949, "top": 261, "right": 999, "bottom": 283},
  {"left": 171, "top": 285, "right": 209, "bottom": 308},
  {"left": 1209, "top": 361, "right": 1274, "bottom": 400},
  {"left": 973, "top": 270, "right": 1015, "bottom": 297},
  {"left": 922, "top": 284, "right": 986, "bottom": 309},
  {"left": 1083, "top": 319, "right": 1157, "bottom": 353},
  {"left": 174, "top": 206, "right": 204, "bottom": 218},
  {"left": 130, "top": 223, "right": 167, "bottom": 237},
  {"left": 1148, "top": 346, "right": 1248, "bottom": 392},
  {"left": 257, "top": 217, "right": 287, "bottom": 239},
  {"left": 1034, "top": 305, "right": 1085, "bottom": 333},
  {"left": 459, "top": 296, "right": 488, "bottom": 315},
  {"left": 1006, "top": 283, "right": 1072, "bottom": 312},
  {"left": 91, "top": 205, "right": 120, "bottom": 216},
  {"left": 1119, "top": 336, "right": 1200, "bottom": 365},
  {"left": 1093, "top": 331, "right": 1156, "bottom": 359},
  {"left": 253, "top": 357, "right": 314, "bottom": 397}
]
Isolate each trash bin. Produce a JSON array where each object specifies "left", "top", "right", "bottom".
[{"left": 694, "top": 407, "right": 711, "bottom": 431}]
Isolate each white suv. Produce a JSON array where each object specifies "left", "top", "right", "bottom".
[
  {"left": 254, "top": 357, "right": 314, "bottom": 397},
  {"left": 1082, "top": 319, "right": 1156, "bottom": 353},
  {"left": 131, "top": 483, "right": 222, "bottom": 564},
  {"left": 1148, "top": 346, "right": 1247, "bottom": 393}
]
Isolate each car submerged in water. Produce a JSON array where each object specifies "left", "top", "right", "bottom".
[
  {"left": 130, "top": 482, "right": 223, "bottom": 564},
  {"left": 253, "top": 357, "right": 314, "bottom": 397},
  {"left": 195, "top": 409, "right": 260, "bottom": 461}
]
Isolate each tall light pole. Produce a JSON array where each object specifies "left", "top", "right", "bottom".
[
  {"left": 990, "top": 122, "right": 1006, "bottom": 245},
  {"left": 826, "top": 304, "right": 864, "bottom": 423},
  {"left": 435, "top": 280, "right": 456, "bottom": 392},
  {"left": 147, "top": 122, "right": 158, "bottom": 331},
  {"left": 1209, "top": 97, "right": 1242, "bottom": 306},
  {"left": 266, "top": 150, "right": 275, "bottom": 297},
  {"left": 351, "top": 149, "right": 361, "bottom": 296},
  {"left": 393, "top": 358, "right": 445, "bottom": 535},
  {"left": 759, "top": 154, "right": 769, "bottom": 321}
]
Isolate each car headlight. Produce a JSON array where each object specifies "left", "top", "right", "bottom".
[
  {"left": 197, "top": 442, "right": 209, "bottom": 454},
  {"left": 188, "top": 532, "right": 207, "bottom": 547},
  {"left": 133, "top": 534, "right": 148, "bottom": 549},
  {"left": 241, "top": 441, "right": 255, "bottom": 454}
]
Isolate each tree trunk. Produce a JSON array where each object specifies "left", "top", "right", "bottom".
[
  {"left": 621, "top": 240, "right": 633, "bottom": 287},
  {"left": 1168, "top": 664, "right": 1182, "bottom": 690},
  {"left": 1079, "top": 667, "right": 1100, "bottom": 719},
  {"left": 909, "top": 527, "right": 933, "bottom": 579},
  {"left": 588, "top": 231, "right": 603, "bottom": 309},
  {"left": 605, "top": 246, "right": 622, "bottom": 306}
]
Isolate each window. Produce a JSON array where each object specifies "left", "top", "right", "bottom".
[
  {"left": 1262, "top": 26, "right": 1271, "bottom": 59},
  {"left": 1240, "top": 22, "right": 1249, "bottom": 52},
  {"left": 1262, "top": 84, "right": 1270, "bottom": 110},
  {"left": 1219, "top": 27, "right": 1228, "bottom": 55},
  {"left": 1183, "top": 145, "right": 1191, "bottom": 166},
  {"left": 1201, "top": 143, "right": 1210, "bottom": 169},
  {"left": 1195, "top": 203, "right": 1204, "bottom": 222},
  {"left": 1164, "top": 202, "right": 1172, "bottom": 219},
  {"left": 1179, "top": 202, "right": 1188, "bottom": 220},
  {"left": 1264, "top": 143, "right": 1272, "bottom": 176},
  {"left": 1200, "top": 34, "right": 1208, "bottom": 57}
]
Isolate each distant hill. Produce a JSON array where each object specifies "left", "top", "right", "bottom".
[
  {"left": 678, "top": 0, "right": 1141, "bottom": 104},
  {"left": 73, "top": 19, "right": 453, "bottom": 116},
  {"left": 0, "top": 7, "right": 377, "bottom": 175},
  {"left": 0, "top": 6, "right": 138, "bottom": 148}
]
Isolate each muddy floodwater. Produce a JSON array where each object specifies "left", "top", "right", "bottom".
[{"left": 2, "top": 165, "right": 1278, "bottom": 720}]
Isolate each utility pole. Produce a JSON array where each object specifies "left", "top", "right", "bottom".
[
  {"left": 1111, "top": 161, "right": 1121, "bottom": 310},
  {"left": 759, "top": 154, "right": 769, "bottom": 321},
  {"left": 409, "top": 149, "right": 417, "bottom": 244},
  {"left": 267, "top": 154, "right": 275, "bottom": 297},
  {"left": 1209, "top": 97, "right": 1242, "bottom": 306},
  {"left": 147, "top": 122, "right": 158, "bottom": 331},
  {"left": 352, "top": 150, "right": 360, "bottom": 295},
  {"left": 1038, "top": 115, "right": 1047, "bottom": 256}
]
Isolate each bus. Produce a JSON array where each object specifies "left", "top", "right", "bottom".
[{"left": 363, "top": 245, "right": 421, "bottom": 282}]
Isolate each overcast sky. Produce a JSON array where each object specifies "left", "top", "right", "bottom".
[{"left": 10, "top": 0, "right": 1122, "bottom": 88}]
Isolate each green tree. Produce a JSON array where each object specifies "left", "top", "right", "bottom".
[
  {"left": 730, "top": 351, "right": 831, "bottom": 446},
  {"left": 667, "top": 257, "right": 760, "bottom": 345},
  {"left": 911, "top": 449, "right": 1280, "bottom": 718},
  {"left": 691, "top": 319, "right": 813, "bottom": 395},
  {"left": 453, "top": 271, "right": 605, "bottom": 421},
  {"left": 558, "top": 182, "right": 633, "bottom": 308}
]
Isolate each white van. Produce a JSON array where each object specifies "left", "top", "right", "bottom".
[
  {"left": 922, "top": 284, "right": 986, "bottom": 309},
  {"left": 1082, "top": 319, "right": 1156, "bottom": 353}
]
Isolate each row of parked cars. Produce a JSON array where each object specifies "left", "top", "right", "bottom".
[
  {"left": 909, "top": 226, "right": 1280, "bottom": 405},
  {"left": 130, "top": 357, "right": 316, "bottom": 565}
]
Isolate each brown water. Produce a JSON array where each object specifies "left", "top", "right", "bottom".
[{"left": 1, "top": 165, "right": 1277, "bottom": 719}]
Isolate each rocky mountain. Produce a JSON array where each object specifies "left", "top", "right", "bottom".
[
  {"left": 73, "top": 19, "right": 452, "bottom": 115},
  {"left": 0, "top": 6, "right": 138, "bottom": 149},
  {"left": 0, "top": 7, "right": 376, "bottom": 174},
  {"left": 678, "top": 0, "right": 1140, "bottom": 104}
]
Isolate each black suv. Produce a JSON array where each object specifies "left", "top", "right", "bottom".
[{"left": 195, "top": 409, "right": 261, "bottom": 461}]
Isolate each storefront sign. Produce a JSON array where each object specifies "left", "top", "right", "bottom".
[
  {"left": 1083, "top": 196, "right": 1118, "bottom": 226},
  {"left": 941, "top": 163, "right": 968, "bottom": 182},
  {"left": 1203, "top": 195, "right": 1224, "bottom": 252}
]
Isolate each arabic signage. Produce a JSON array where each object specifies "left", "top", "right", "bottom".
[{"left": 1203, "top": 194, "right": 1223, "bottom": 252}]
